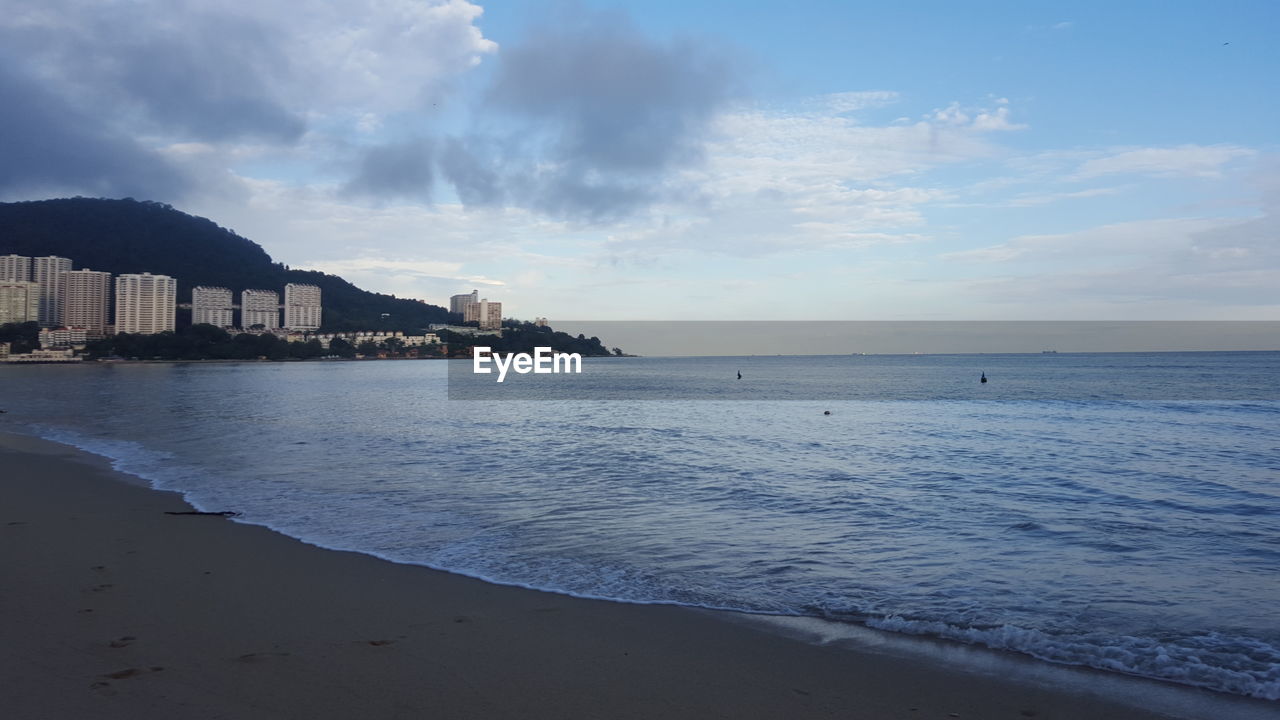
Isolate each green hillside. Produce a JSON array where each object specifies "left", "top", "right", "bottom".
[{"left": 0, "top": 197, "right": 451, "bottom": 331}]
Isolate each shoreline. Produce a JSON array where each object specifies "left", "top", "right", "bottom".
[
  {"left": 3, "top": 349, "right": 1277, "bottom": 369},
  {"left": 1, "top": 431, "right": 1271, "bottom": 719}
]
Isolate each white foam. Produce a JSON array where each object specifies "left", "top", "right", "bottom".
[{"left": 865, "top": 615, "right": 1280, "bottom": 700}]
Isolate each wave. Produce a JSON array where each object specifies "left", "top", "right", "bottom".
[
  {"left": 13, "top": 419, "right": 1280, "bottom": 702},
  {"left": 863, "top": 616, "right": 1280, "bottom": 701}
]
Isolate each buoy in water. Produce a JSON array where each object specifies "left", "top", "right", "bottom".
[
  {"left": 823, "top": 410, "right": 831, "bottom": 415},
  {"left": 980, "top": 372, "right": 988, "bottom": 384}
]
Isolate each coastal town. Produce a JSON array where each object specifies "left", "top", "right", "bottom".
[{"left": 0, "top": 253, "right": 537, "bottom": 362}]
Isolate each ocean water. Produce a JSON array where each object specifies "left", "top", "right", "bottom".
[{"left": 2, "top": 353, "right": 1278, "bottom": 701}]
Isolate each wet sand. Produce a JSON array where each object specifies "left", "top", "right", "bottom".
[{"left": 0, "top": 432, "right": 1239, "bottom": 719}]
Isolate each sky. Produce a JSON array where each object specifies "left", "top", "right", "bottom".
[{"left": 1, "top": 0, "right": 1277, "bottom": 320}]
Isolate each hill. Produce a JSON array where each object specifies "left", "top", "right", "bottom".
[{"left": 0, "top": 197, "right": 451, "bottom": 331}]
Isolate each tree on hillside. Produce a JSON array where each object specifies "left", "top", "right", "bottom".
[
  {"left": 0, "top": 322, "right": 40, "bottom": 354},
  {"left": 0, "top": 197, "right": 452, "bottom": 331}
]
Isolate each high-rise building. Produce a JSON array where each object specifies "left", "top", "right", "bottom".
[
  {"left": 58, "top": 269, "right": 111, "bottom": 336},
  {"left": 33, "top": 256, "right": 73, "bottom": 327},
  {"left": 463, "top": 298, "right": 503, "bottom": 330},
  {"left": 0, "top": 254, "right": 31, "bottom": 282},
  {"left": 284, "top": 283, "right": 322, "bottom": 330},
  {"left": 241, "top": 289, "right": 280, "bottom": 329},
  {"left": 115, "top": 273, "right": 176, "bottom": 334},
  {"left": 450, "top": 290, "right": 479, "bottom": 315},
  {"left": 0, "top": 281, "right": 40, "bottom": 324},
  {"left": 192, "top": 286, "right": 234, "bottom": 327}
]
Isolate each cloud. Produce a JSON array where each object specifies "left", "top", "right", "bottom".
[
  {"left": 0, "top": 0, "right": 495, "bottom": 199},
  {"left": 432, "top": 7, "right": 742, "bottom": 221},
  {"left": 1074, "top": 144, "right": 1255, "bottom": 180},
  {"left": 303, "top": 257, "right": 505, "bottom": 287},
  {"left": 929, "top": 102, "right": 1026, "bottom": 131},
  {"left": 945, "top": 185, "right": 1132, "bottom": 209},
  {"left": 345, "top": 139, "right": 436, "bottom": 201},
  {"left": 817, "top": 91, "right": 901, "bottom": 114},
  {"left": 438, "top": 136, "right": 506, "bottom": 207},
  {"left": 0, "top": 64, "right": 189, "bottom": 199},
  {"left": 941, "top": 206, "right": 1280, "bottom": 312},
  {"left": 586, "top": 97, "right": 1020, "bottom": 257},
  {"left": 941, "top": 217, "right": 1229, "bottom": 263},
  {"left": 1004, "top": 186, "right": 1128, "bottom": 207},
  {"left": 3, "top": 2, "right": 302, "bottom": 143}
]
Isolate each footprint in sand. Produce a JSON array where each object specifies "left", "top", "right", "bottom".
[
  {"left": 102, "top": 666, "right": 163, "bottom": 680},
  {"left": 236, "top": 652, "right": 291, "bottom": 663}
]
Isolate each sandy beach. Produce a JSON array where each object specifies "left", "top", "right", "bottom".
[{"left": 0, "top": 432, "right": 1262, "bottom": 720}]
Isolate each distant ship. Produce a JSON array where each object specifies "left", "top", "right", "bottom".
[{"left": 1041, "top": 350, "right": 1059, "bottom": 354}]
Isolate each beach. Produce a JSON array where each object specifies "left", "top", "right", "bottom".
[{"left": 2, "top": 432, "right": 1252, "bottom": 720}]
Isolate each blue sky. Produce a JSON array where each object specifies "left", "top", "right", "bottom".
[{"left": 1, "top": 0, "right": 1276, "bottom": 319}]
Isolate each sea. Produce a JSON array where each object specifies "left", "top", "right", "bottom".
[{"left": 2, "top": 353, "right": 1278, "bottom": 704}]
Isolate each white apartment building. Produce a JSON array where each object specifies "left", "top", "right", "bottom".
[
  {"left": 0, "top": 280, "right": 40, "bottom": 324},
  {"left": 0, "top": 254, "right": 31, "bottom": 282},
  {"left": 58, "top": 269, "right": 111, "bottom": 336},
  {"left": 450, "top": 290, "right": 479, "bottom": 315},
  {"left": 463, "top": 298, "right": 502, "bottom": 330},
  {"left": 115, "top": 273, "right": 176, "bottom": 335},
  {"left": 192, "top": 286, "right": 234, "bottom": 327},
  {"left": 34, "top": 256, "right": 73, "bottom": 327},
  {"left": 39, "top": 326, "right": 88, "bottom": 349},
  {"left": 241, "top": 289, "right": 280, "bottom": 329},
  {"left": 283, "top": 283, "right": 322, "bottom": 330}
]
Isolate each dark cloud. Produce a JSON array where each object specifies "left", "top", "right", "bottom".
[
  {"left": 489, "top": 12, "right": 734, "bottom": 172},
  {"left": 1, "top": 1, "right": 737, "bottom": 221},
  {"left": 0, "top": 65, "right": 189, "bottom": 200},
  {"left": 438, "top": 9, "right": 741, "bottom": 221},
  {"left": 96, "top": 12, "right": 305, "bottom": 143},
  {"left": 345, "top": 139, "right": 436, "bottom": 200},
  {"left": 0, "top": 2, "right": 305, "bottom": 201},
  {"left": 1, "top": 6, "right": 304, "bottom": 144},
  {"left": 438, "top": 137, "right": 505, "bottom": 207}
]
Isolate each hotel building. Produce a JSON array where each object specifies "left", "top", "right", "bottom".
[
  {"left": 284, "top": 283, "right": 322, "bottom": 330},
  {"left": 192, "top": 286, "right": 235, "bottom": 327},
  {"left": 39, "top": 326, "right": 89, "bottom": 349},
  {"left": 463, "top": 298, "right": 503, "bottom": 331},
  {"left": 0, "top": 280, "right": 40, "bottom": 324},
  {"left": 33, "top": 256, "right": 73, "bottom": 327},
  {"left": 115, "top": 273, "right": 177, "bottom": 335},
  {"left": 58, "top": 269, "right": 111, "bottom": 336},
  {"left": 450, "top": 290, "right": 479, "bottom": 315},
  {"left": 241, "top": 289, "right": 280, "bottom": 329}
]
